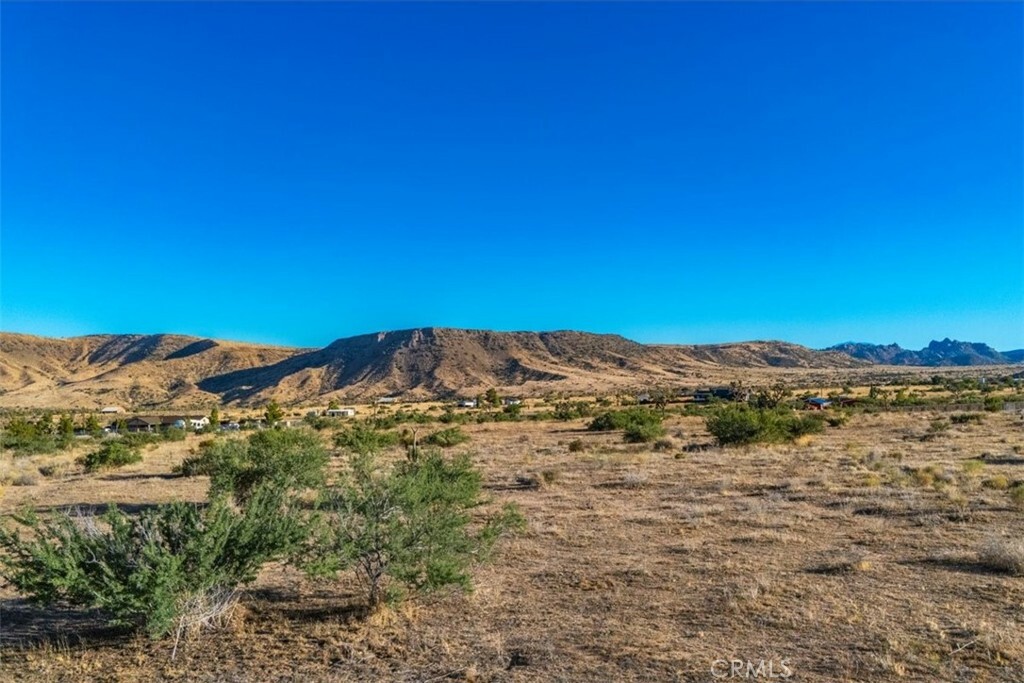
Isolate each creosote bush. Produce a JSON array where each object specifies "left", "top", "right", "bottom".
[
  {"left": 588, "top": 408, "right": 665, "bottom": 442},
  {"left": 333, "top": 423, "right": 401, "bottom": 455},
  {"left": 304, "top": 449, "right": 523, "bottom": 608},
  {"left": 0, "top": 484, "right": 306, "bottom": 639},
  {"left": 705, "top": 405, "right": 825, "bottom": 447},
  {"left": 80, "top": 441, "right": 143, "bottom": 472},
  {"left": 1, "top": 427, "right": 524, "bottom": 643},
  {"left": 178, "top": 429, "right": 328, "bottom": 503},
  {"left": 422, "top": 426, "right": 471, "bottom": 448}
]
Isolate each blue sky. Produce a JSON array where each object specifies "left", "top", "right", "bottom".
[{"left": 2, "top": 2, "right": 1021, "bottom": 350}]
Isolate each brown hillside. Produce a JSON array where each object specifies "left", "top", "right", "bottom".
[
  {"left": 0, "top": 328, "right": 864, "bottom": 409},
  {"left": 0, "top": 333, "right": 304, "bottom": 409}
]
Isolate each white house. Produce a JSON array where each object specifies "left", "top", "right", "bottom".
[
  {"left": 458, "top": 399, "right": 478, "bottom": 409},
  {"left": 100, "top": 406, "right": 123, "bottom": 414},
  {"left": 188, "top": 413, "right": 209, "bottom": 430},
  {"left": 326, "top": 408, "right": 356, "bottom": 418}
]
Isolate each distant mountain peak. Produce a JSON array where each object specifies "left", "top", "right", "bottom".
[{"left": 828, "top": 339, "right": 1019, "bottom": 366}]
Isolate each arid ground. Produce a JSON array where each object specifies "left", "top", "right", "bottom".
[{"left": 1, "top": 407, "right": 1022, "bottom": 682}]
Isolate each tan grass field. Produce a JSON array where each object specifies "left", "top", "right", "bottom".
[{"left": 1, "top": 407, "right": 1023, "bottom": 681}]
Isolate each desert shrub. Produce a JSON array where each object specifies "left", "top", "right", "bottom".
[
  {"left": 1009, "top": 484, "right": 1024, "bottom": 509},
  {"left": 951, "top": 413, "right": 985, "bottom": 425},
  {"left": 621, "top": 471, "right": 649, "bottom": 488},
  {"left": 1, "top": 417, "right": 61, "bottom": 455},
  {"left": 178, "top": 430, "right": 328, "bottom": 503},
  {"left": 304, "top": 450, "right": 523, "bottom": 608},
  {"left": 438, "top": 408, "right": 470, "bottom": 425},
  {"left": 704, "top": 406, "right": 825, "bottom": 447},
  {"left": 983, "top": 396, "right": 1005, "bottom": 412},
  {"left": 333, "top": 423, "right": 401, "bottom": 454},
  {"left": 0, "top": 485, "right": 307, "bottom": 639},
  {"left": 961, "top": 459, "right": 985, "bottom": 476},
  {"left": 983, "top": 475, "right": 1010, "bottom": 490},
  {"left": 824, "top": 412, "right": 849, "bottom": 428},
  {"left": 588, "top": 408, "right": 662, "bottom": 432},
  {"left": 422, "top": 427, "right": 470, "bottom": 448},
  {"left": 978, "top": 537, "right": 1024, "bottom": 576},
  {"left": 567, "top": 439, "right": 586, "bottom": 453},
  {"left": 80, "top": 442, "right": 143, "bottom": 472},
  {"left": 588, "top": 408, "right": 666, "bottom": 443},
  {"left": 623, "top": 422, "right": 667, "bottom": 443},
  {"left": 553, "top": 401, "right": 594, "bottom": 421}
]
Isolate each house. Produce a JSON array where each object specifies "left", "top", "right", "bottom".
[
  {"left": 693, "top": 386, "right": 746, "bottom": 403},
  {"left": 636, "top": 393, "right": 652, "bottom": 404},
  {"left": 100, "top": 406, "right": 123, "bottom": 414},
  {"left": 502, "top": 398, "right": 522, "bottom": 407},
  {"left": 458, "top": 399, "right": 478, "bottom": 409},
  {"left": 326, "top": 408, "right": 356, "bottom": 418},
  {"left": 375, "top": 397, "right": 398, "bottom": 405},
  {"left": 124, "top": 416, "right": 163, "bottom": 433},
  {"left": 189, "top": 416, "right": 211, "bottom": 430},
  {"left": 803, "top": 397, "right": 832, "bottom": 410}
]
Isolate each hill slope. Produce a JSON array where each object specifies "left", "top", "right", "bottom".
[
  {"left": 1, "top": 328, "right": 862, "bottom": 408},
  {"left": 0, "top": 332, "right": 303, "bottom": 408}
]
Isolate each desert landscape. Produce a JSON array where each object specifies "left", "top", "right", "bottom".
[
  {"left": 1, "top": 357, "right": 1023, "bottom": 681},
  {"left": 4, "top": 1, "right": 1021, "bottom": 681}
]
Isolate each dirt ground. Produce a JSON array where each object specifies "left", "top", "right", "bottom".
[{"left": 1, "top": 409, "right": 1022, "bottom": 682}]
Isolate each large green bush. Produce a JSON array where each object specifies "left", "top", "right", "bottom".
[
  {"left": 588, "top": 408, "right": 665, "bottom": 442},
  {"left": 705, "top": 405, "right": 825, "bottom": 446},
  {"left": 304, "top": 450, "right": 523, "bottom": 608},
  {"left": 623, "top": 422, "right": 667, "bottom": 443},
  {"left": 0, "top": 485, "right": 306, "bottom": 639},
  {"left": 333, "top": 423, "right": 401, "bottom": 455},
  {"left": 178, "top": 429, "right": 328, "bottom": 502},
  {"left": 422, "top": 426, "right": 471, "bottom": 448},
  {"left": 80, "top": 441, "right": 143, "bottom": 472}
]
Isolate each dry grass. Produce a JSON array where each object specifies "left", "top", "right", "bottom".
[{"left": 1, "top": 409, "right": 1022, "bottom": 681}]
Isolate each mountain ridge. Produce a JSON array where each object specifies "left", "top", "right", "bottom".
[
  {"left": 1, "top": 329, "right": 1019, "bottom": 409},
  {"left": 827, "top": 338, "right": 1024, "bottom": 367}
]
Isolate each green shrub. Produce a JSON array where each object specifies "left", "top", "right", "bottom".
[
  {"left": 705, "top": 406, "right": 825, "bottom": 446},
  {"left": 623, "top": 422, "right": 667, "bottom": 443},
  {"left": 824, "top": 412, "right": 849, "bottom": 428},
  {"left": 333, "top": 423, "right": 401, "bottom": 454},
  {"left": 1, "top": 416, "right": 61, "bottom": 455},
  {"left": 588, "top": 408, "right": 662, "bottom": 432},
  {"left": 1010, "top": 484, "right": 1024, "bottom": 509},
  {"left": 422, "top": 427, "right": 471, "bottom": 448},
  {"left": 983, "top": 396, "right": 1005, "bottom": 412},
  {"left": 951, "top": 413, "right": 985, "bottom": 425},
  {"left": 179, "top": 430, "right": 328, "bottom": 503},
  {"left": 304, "top": 450, "right": 523, "bottom": 608},
  {"left": 80, "top": 441, "right": 143, "bottom": 472},
  {"left": 0, "top": 485, "right": 306, "bottom": 639},
  {"left": 588, "top": 408, "right": 666, "bottom": 443},
  {"left": 553, "top": 401, "right": 594, "bottom": 421}
]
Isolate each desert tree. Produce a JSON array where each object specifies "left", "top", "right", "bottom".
[
  {"left": 264, "top": 400, "right": 284, "bottom": 426},
  {"left": 304, "top": 449, "right": 523, "bottom": 609}
]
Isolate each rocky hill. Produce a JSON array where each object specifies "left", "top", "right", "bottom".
[
  {"left": 0, "top": 328, "right": 862, "bottom": 408},
  {"left": 828, "top": 339, "right": 1023, "bottom": 366}
]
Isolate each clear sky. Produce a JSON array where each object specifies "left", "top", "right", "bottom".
[{"left": 2, "top": 2, "right": 1022, "bottom": 350}]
